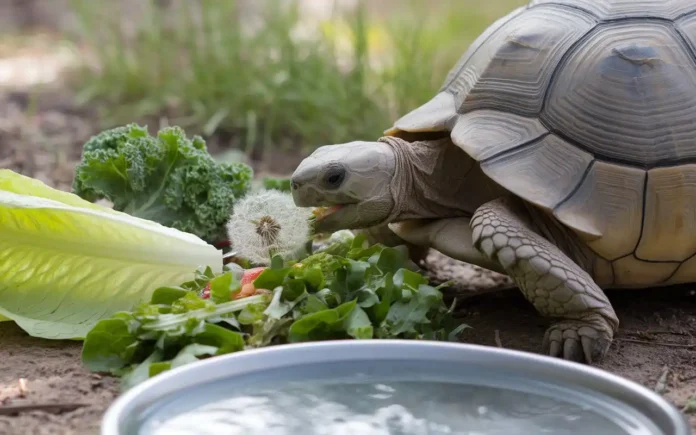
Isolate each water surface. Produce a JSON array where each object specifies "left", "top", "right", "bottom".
[{"left": 132, "top": 360, "right": 661, "bottom": 435}]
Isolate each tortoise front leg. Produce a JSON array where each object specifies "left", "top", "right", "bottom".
[{"left": 471, "top": 197, "right": 619, "bottom": 364}]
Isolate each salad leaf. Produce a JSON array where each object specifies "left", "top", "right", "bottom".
[
  {"left": 71, "top": 124, "right": 253, "bottom": 245},
  {"left": 0, "top": 170, "right": 223, "bottom": 339},
  {"left": 288, "top": 299, "right": 359, "bottom": 342},
  {"left": 81, "top": 236, "right": 469, "bottom": 388},
  {"left": 81, "top": 288, "right": 265, "bottom": 382}
]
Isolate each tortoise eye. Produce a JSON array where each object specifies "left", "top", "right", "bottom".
[{"left": 324, "top": 166, "right": 346, "bottom": 189}]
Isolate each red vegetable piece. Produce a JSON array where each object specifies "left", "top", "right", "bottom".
[
  {"left": 241, "top": 267, "right": 267, "bottom": 286},
  {"left": 200, "top": 282, "right": 211, "bottom": 299}
]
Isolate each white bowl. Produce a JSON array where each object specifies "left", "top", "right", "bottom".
[{"left": 102, "top": 340, "right": 690, "bottom": 435}]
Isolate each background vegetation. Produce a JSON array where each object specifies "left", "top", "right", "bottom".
[{"left": 22, "top": 0, "right": 526, "bottom": 162}]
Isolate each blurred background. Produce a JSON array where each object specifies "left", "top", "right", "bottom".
[{"left": 0, "top": 0, "right": 526, "bottom": 191}]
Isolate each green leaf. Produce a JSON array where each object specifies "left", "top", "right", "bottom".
[
  {"left": 315, "top": 288, "right": 341, "bottom": 308},
  {"left": 0, "top": 169, "right": 223, "bottom": 340},
  {"left": 271, "top": 254, "right": 285, "bottom": 269},
  {"left": 264, "top": 285, "right": 307, "bottom": 319},
  {"left": 345, "top": 306, "right": 373, "bottom": 339},
  {"left": 150, "top": 287, "right": 190, "bottom": 305},
  {"left": 148, "top": 362, "right": 172, "bottom": 377},
  {"left": 170, "top": 343, "right": 218, "bottom": 368},
  {"left": 253, "top": 266, "right": 292, "bottom": 290},
  {"left": 288, "top": 299, "right": 357, "bottom": 342},
  {"left": 345, "top": 260, "right": 369, "bottom": 291},
  {"left": 384, "top": 284, "right": 444, "bottom": 336},
  {"left": 170, "top": 292, "right": 215, "bottom": 314},
  {"left": 207, "top": 314, "right": 241, "bottom": 330},
  {"left": 371, "top": 246, "right": 405, "bottom": 272},
  {"left": 447, "top": 323, "right": 471, "bottom": 342},
  {"left": 180, "top": 266, "right": 217, "bottom": 292},
  {"left": 121, "top": 350, "right": 164, "bottom": 390},
  {"left": 81, "top": 318, "right": 139, "bottom": 372},
  {"left": 194, "top": 323, "right": 245, "bottom": 354},
  {"left": 237, "top": 302, "right": 267, "bottom": 325},
  {"left": 247, "top": 317, "right": 293, "bottom": 348},
  {"left": 393, "top": 268, "right": 427, "bottom": 291},
  {"left": 302, "top": 295, "right": 329, "bottom": 314},
  {"left": 142, "top": 294, "right": 268, "bottom": 332},
  {"left": 209, "top": 272, "right": 240, "bottom": 303},
  {"left": 294, "top": 265, "right": 324, "bottom": 292}
]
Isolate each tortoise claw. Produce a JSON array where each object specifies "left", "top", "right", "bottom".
[{"left": 542, "top": 319, "right": 613, "bottom": 364}]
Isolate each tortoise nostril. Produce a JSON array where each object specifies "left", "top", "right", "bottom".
[{"left": 291, "top": 181, "right": 300, "bottom": 190}]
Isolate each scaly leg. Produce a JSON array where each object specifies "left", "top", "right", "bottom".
[{"left": 470, "top": 197, "right": 618, "bottom": 364}]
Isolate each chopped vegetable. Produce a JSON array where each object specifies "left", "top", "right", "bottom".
[
  {"left": 0, "top": 170, "right": 223, "bottom": 340},
  {"left": 81, "top": 235, "right": 467, "bottom": 387},
  {"left": 71, "top": 124, "right": 253, "bottom": 245},
  {"left": 241, "top": 267, "right": 267, "bottom": 286}
]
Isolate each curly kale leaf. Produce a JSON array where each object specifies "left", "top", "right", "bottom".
[{"left": 72, "top": 124, "right": 253, "bottom": 244}]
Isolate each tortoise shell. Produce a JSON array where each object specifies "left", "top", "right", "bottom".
[{"left": 385, "top": 0, "right": 696, "bottom": 287}]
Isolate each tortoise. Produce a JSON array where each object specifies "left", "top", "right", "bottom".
[{"left": 289, "top": 0, "right": 696, "bottom": 365}]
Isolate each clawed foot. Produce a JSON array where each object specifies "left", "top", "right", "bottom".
[{"left": 542, "top": 317, "right": 613, "bottom": 364}]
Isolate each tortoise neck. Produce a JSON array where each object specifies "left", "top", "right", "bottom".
[{"left": 378, "top": 135, "right": 499, "bottom": 221}]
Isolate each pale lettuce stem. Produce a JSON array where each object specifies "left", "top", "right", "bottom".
[{"left": 143, "top": 294, "right": 268, "bottom": 330}]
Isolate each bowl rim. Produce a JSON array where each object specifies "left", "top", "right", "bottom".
[{"left": 101, "top": 339, "right": 690, "bottom": 435}]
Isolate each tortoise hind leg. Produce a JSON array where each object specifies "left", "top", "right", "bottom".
[{"left": 471, "top": 197, "right": 619, "bottom": 364}]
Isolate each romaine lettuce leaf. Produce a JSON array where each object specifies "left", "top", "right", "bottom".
[{"left": 0, "top": 170, "right": 223, "bottom": 340}]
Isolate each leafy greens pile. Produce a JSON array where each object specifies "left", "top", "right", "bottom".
[
  {"left": 72, "top": 124, "right": 253, "bottom": 245},
  {"left": 0, "top": 122, "right": 469, "bottom": 388},
  {"left": 82, "top": 234, "right": 467, "bottom": 388}
]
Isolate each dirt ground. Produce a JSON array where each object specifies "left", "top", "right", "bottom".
[
  {"left": 1, "top": 88, "right": 696, "bottom": 434},
  {"left": 1, "top": 251, "right": 695, "bottom": 434}
]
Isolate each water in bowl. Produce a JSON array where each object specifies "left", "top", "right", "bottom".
[{"left": 132, "top": 359, "right": 662, "bottom": 435}]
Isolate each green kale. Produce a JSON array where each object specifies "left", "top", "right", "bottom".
[{"left": 72, "top": 123, "right": 253, "bottom": 244}]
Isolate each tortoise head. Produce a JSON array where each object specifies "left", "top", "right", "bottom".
[{"left": 290, "top": 140, "right": 397, "bottom": 233}]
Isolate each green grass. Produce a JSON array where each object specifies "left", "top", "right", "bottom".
[{"left": 65, "top": 0, "right": 526, "bottom": 159}]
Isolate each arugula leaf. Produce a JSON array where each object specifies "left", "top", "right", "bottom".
[
  {"left": 345, "top": 306, "right": 373, "bottom": 339},
  {"left": 253, "top": 266, "right": 292, "bottom": 290},
  {"left": 150, "top": 287, "right": 190, "bottom": 305},
  {"left": 382, "top": 284, "right": 445, "bottom": 336},
  {"left": 208, "top": 272, "right": 241, "bottom": 303},
  {"left": 264, "top": 285, "right": 307, "bottom": 319},
  {"left": 81, "top": 318, "right": 139, "bottom": 372},
  {"left": 288, "top": 299, "right": 358, "bottom": 342},
  {"left": 237, "top": 302, "right": 267, "bottom": 325},
  {"left": 121, "top": 350, "right": 164, "bottom": 391}
]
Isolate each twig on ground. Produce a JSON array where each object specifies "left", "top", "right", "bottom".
[
  {"left": 617, "top": 338, "right": 696, "bottom": 349},
  {"left": 0, "top": 403, "right": 87, "bottom": 416},
  {"left": 17, "top": 379, "right": 28, "bottom": 398},
  {"left": 494, "top": 329, "right": 503, "bottom": 348},
  {"left": 654, "top": 365, "right": 670, "bottom": 394}
]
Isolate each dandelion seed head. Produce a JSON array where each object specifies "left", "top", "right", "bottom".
[{"left": 227, "top": 190, "right": 312, "bottom": 265}]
